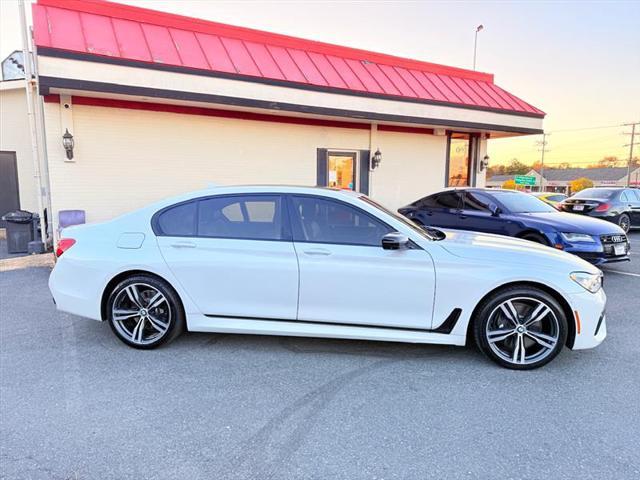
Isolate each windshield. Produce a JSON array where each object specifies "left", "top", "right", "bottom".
[
  {"left": 490, "top": 191, "right": 556, "bottom": 213},
  {"left": 572, "top": 188, "right": 615, "bottom": 199},
  {"left": 358, "top": 196, "right": 444, "bottom": 241}
]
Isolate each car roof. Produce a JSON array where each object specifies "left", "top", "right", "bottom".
[{"left": 146, "top": 184, "right": 364, "bottom": 210}]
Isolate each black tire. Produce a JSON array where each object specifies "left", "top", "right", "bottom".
[
  {"left": 107, "top": 274, "right": 185, "bottom": 349},
  {"left": 519, "top": 232, "right": 548, "bottom": 245},
  {"left": 618, "top": 214, "right": 631, "bottom": 233},
  {"left": 473, "top": 286, "right": 568, "bottom": 370}
]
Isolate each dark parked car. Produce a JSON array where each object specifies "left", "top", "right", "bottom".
[
  {"left": 399, "top": 188, "right": 630, "bottom": 265},
  {"left": 559, "top": 187, "right": 640, "bottom": 233}
]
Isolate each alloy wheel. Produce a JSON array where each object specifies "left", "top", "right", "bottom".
[
  {"left": 485, "top": 297, "right": 560, "bottom": 366},
  {"left": 619, "top": 215, "right": 630, "bottom": 233},
  {"left": 111, "top": 283, "right": 171, "bottom": 346}
]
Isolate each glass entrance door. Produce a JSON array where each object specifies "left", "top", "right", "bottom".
[
  {"left": 327, "top": 152, "right": 357, "bottom": 191},
  {"left": 447, "top": 133, "right": 471, "bottom": 187}
]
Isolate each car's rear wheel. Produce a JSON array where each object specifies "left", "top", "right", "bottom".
[
  {"left": 618, "top": 214, "right": 631, "bottom": 233},
  {"left": 474, "top": 286, "right": 567, "bottom": 370},
  {"left": 107, "top": 275, "right": 184, "bottom": 349}
]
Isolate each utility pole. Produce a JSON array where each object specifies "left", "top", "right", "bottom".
[
  {"left": 623, "top": 122, "right": 639, "bottom": 187},
  {"left": 473, "top": 25, "right": 484, "bottom": 70},
  {"left": 536, "top": 133, "right": 551, "bottom": 192}
]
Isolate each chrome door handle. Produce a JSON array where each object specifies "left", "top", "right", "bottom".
[
  {"left": 303, "top": 248, "right": 331, "bottom": 256},
  {"left": 170, "top": 241, "right": 196, "bottom": 248}
]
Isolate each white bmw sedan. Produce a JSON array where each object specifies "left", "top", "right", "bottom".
[{"left": 49, "top": 186, "right": 607, "bottom": 369}]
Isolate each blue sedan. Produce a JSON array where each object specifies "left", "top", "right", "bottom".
[{"left": 399, "top": 188, "right": 630, "bottom": 265}]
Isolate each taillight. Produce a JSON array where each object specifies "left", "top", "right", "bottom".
[
  {"left": 55, "top": 238, "right": 76, "bottom": 257},
  {"left": 595, "top": 203, "right": 611, "bottom": 212}
]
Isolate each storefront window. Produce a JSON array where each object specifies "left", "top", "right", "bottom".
[{"left": 447, "top": 133, "right": 471, "bottom": 187}]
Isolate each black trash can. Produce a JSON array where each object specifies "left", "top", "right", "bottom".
[{"left": 1, "top": 210, "right": 37, "bottom": 254}]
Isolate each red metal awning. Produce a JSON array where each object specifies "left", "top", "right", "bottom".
[{"left": 33, "top": 0, "right": 544, "bottom": 118}]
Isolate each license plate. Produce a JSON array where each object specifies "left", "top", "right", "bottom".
[
  {"left": 573, "top": 205, "right": 584, "bottom": 211},
  {"left": 614, "top": 244, "right": 626, "bottom": 256}
]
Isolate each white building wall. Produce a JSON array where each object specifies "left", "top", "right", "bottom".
[
  {"left": 373, "top": 130, "right": 447, "bottom": 209},
  {"left": 44, "top": 101, "right": 450, "bottom": 230},
  {"left": 0, "top": 85, "right": 39, "bottom": 212}
]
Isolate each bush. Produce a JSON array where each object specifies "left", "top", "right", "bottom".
[
  {"left": 502, "top": 179, "right": 517, "bottom": 189},
  {"left": 569, "top": 177, "right": 594, "bottom": 193}
]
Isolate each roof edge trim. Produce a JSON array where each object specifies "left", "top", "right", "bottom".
[{"left": 37, "top": 47, "right": 545, "bottom": 119}]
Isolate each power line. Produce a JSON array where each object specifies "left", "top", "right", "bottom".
[{"left": 548, "top": 124, "right": 631, "bottom": 133}]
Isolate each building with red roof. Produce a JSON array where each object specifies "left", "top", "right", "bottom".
[{"left": 1, "top": 0, "right": 545, "bottom": 240}]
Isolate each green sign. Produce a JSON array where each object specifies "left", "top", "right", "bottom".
[{"left": 514, "top": 175, "right": 536, "bottom": 186}]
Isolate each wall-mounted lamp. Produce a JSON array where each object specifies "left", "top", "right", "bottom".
[
  {"left": 62, "top": 128, "right": 74, "bottom": 160},
  {"left": 480, "top": 154, "right": 490, "bottom": 171},
  {"left": 371, "top": 148, "right": 382, "bottom": 170}
]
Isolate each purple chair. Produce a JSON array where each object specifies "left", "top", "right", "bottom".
[{"left": 58, "top": 209, "right": 85, "bottom": 235}]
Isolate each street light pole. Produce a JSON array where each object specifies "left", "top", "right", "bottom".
[{"left": 473, "top": 25, "right": 484, "bottom": 70}]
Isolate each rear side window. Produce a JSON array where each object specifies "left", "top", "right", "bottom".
[
  {"left": 198, "top": 195, "right": 283, "bottom": 241},
  {"left": 548, "top": 195, "right": 566, "bottom": 202},
  {"left": 419, "top": 192, "right": 462, "bottom": 209},
  {"left": 290, "top": 196, "right": 391, "bottom": 246},
  {"left": 156, "top": 202, "right": 197, "bottom": 236}
]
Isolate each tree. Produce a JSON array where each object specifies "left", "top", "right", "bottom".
[
  {"left": 486, "top": 164, "right": 506, "bottom": 177},
  {"left": 569, "top": 177, "right": 594, "bottom": 193},
  {"left": 502, "top": 179, "right": 517, "bottom": 190},
  {"left": 596, "top": 156, "right": 621, "bottom": 168},
  {"left": 503, "top": 158, "right": 531, "bottom": 175}
]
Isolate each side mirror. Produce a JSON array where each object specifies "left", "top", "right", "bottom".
[
  {"left": 489, "top": 203, "right": 501, "bottom": 217},
  {"left": 382, "top": 232, "right": 410, "bottom": 250}
]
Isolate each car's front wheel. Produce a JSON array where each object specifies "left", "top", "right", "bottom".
[
  {"left": 107, "top": 275, "right": 184, "bottom": 349},
  {"left": 618, "top": 213, "right": 631, "bottom": 233},
  {"left": 473, "top": 286, "right": 568, "bottom": 369}
]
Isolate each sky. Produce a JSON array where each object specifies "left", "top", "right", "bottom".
[{"left": 1, "top": 0, "right": 639, "bottom": 168}]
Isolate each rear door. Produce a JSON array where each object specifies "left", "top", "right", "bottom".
[
  {"left": 156, "top": 194, "right": 299, "bottom": 320},
  {"left": 625, "top": 189, "right": 640, "bottom": 226},
  {"left": 289, "top": 195, "right": 435, "bottom": 330}
]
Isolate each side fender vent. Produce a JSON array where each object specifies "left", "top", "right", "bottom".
[{"left": 432, "top": 308, "right": 462, "bottom": 334}]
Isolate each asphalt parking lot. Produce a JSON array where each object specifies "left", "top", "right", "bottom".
[{"left": 1, "top": 233, "right": 639, "bottom": 480}]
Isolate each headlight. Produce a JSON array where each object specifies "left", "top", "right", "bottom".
[
  {"left": 570, "top": 271, "right": 603, "bottom": 293},
  {"left": 561, "top": 232, "right": 596, "bottom": 243}
]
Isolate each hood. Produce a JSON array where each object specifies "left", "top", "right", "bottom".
[
  {"left": 438, "top": 229, "right": 600, "bottom": 274},
  {"left": 515, "top": 211, "right": 624, "bottom": 235}
]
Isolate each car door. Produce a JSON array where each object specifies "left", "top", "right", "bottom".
[
  {"left": 625, "top": 189, "right": 640, "bottom": 226},
  {"left": 155, "top": 194, "right": 299, "bottom": 320},
  {"left": 410, "top": 191, "right": 463, "bottom": 229},
  {"left": 457, "top": 191, "right": 506, "bottom": 235},
  {"left": 289, "top": 195, "right": 435, "bottom": 330}
]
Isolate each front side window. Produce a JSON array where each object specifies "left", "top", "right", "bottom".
[
  {"left": 447, "top": 133, "right": 471, "bottom": 187},
  {"left": 290, "top": 196, "right": 391, "bottom": 246},
  {"left": 464, "top": 191, "right": 493, "bottom": 212},
  {"left": 198, "top": 195, "right": 283, "bottom": 240}
]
